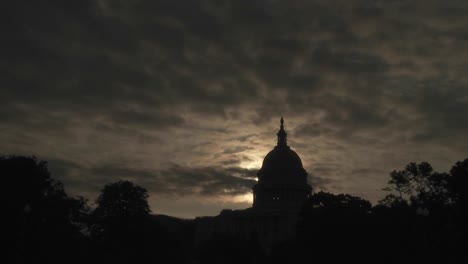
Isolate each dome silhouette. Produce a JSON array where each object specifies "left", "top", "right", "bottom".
[
  {"left": 252, "top": 117, "right": 312, "bottom": 211},
  {"left": 258, "top": 145, "right": 308, "bottom": 184}
]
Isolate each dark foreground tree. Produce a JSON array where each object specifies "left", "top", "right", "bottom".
[
  {"left": 295, "top": 192, "right": 373, "bottom": 262},
  {"left": 91, "top": 180, "right": 150, "bottom": 248},
  {"left": 380, "top": 161, "right": 451, "bottom": 213},
  {"left": 376, "top": 159, "right": 468, "bottom": 263},
  {"left": 448, "top": 159, "right": 468, "bottom": 260},
  {"left": 1, "top": 155, "right": 88, "bottom": 264},
  {"left": 450, "top": 159, "right": 468, "bottom": 215},
  {"left": 94, "top": 180, "right": 150, "bottom": 222},
  {"left": 90, "top": 180, "right": 186, "bottom": 263}
]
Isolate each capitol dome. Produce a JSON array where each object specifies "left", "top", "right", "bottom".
[
  {"left": 252, "top": 117, "right": 312, "bottom": 211},
  {"left": 258, "top": 145, "right": 308, "bottom": 184}
]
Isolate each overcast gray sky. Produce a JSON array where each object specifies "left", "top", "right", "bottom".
[{"left": 2, "top": 0, "right": 468, "bottom": 218}]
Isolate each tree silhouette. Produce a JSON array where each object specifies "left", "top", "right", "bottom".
[
  {"left": 376, "top": 159, "right": 468, "bottom": 263},
  {"left": 95, "top": 180, "right": 150, "bottom": 219},
  {"left": 296, "top": 192, "right": 373, "bottom": 262},
  {"left": 448, "top": 159, "right": 468, "bottom": 260},
  {"left": 1, "top": 155, "right": 88, "bottom": 264},
  {"left": 450, "top": 158, "right": 468, "bottom": 209},
  {"left": 302, "top": 191, "right": 372, "bottom": 211},
  {"left": 90, "top": 180, "right": 161, "bottom": 263},
  {"left": 91, "top": 180, "right": 150, "bottom": 240},
  {"left": 380, "top": 161, "right": 451, "bottom": 213}
]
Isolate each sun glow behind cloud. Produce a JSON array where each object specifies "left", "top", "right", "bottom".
[
  {"left": 239, "top": 157, "right": 261, "bottom": 170},
  {"left": 238, "top": 149, "right": 266, "bottom": 170},
  {"left": 231, "top": 192, "right": 253, "bottom": 204},
  {"left": 228, "top": 151, "right": 262, "bottom": 205}
]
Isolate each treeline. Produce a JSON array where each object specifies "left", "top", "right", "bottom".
[
  {"left": 2, "top": 155, "right": 468, "bottom": 264},
  {"left": 277, "top": 160, "right": 468, "bottom": 263},
  {"left": 200, "top": 159, "right": 468, "bottom": 264},
  {"left": 2, "top": 156, "right": 191, "bottom": 264}
]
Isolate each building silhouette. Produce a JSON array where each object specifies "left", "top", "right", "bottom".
[
  {"left": 253, "top": 117, "right": 312, "bottom": 212},
  {"left": 195, "top": 118, "right": 312, "bottom": 252}
]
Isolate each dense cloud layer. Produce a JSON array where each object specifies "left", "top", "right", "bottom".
[{"left": 2, "top": 0, "right": 468, "bottom": 218}]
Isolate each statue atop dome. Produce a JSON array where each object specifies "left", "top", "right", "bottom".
[{"left": 277, "top": 117, "right": 287, "bottom": 147}]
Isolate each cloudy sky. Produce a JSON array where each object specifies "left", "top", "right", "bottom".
[{"left": 2, "top": 0, "right": 468, "bottom": 218}]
